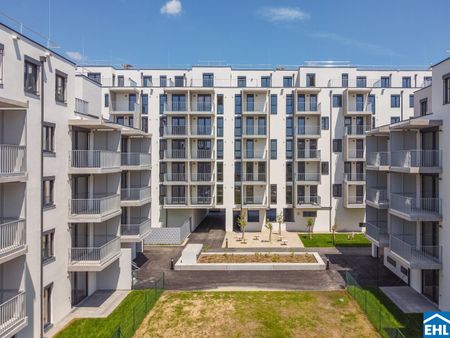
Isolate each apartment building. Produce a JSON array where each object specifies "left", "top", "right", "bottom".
[
  {"left": 365, "top": 57, "right": 450, "bottom": 311},
  {"left": 79, "top": 65, "right": 431, "bottom": 234}
]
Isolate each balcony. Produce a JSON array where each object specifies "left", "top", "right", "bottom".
[
  {"left": 121, "top": 152, "right": 151, "bottom": 169},
  {"left": 191, "top": 173, "right": 213, "bottom": 182},
  {"left": 190, "top": 102, "right": 215, "bottom": 114},
  {"left": 297, "top": 195, "right": 321, "bottom": 208},
  {"left": 296, "top": 102, "right": 321, "bottom": 115},
  {"left": 164, "top": 149, "right": 187, "bottom": 160},
  {"left": 0, "top": 291, "right": 27, "bottom": 338},
  {"left": 344, "top": 124, "right": 371, "bottom": 137},
  {"left": 121, "top": 187, "right": 151, "bottom": 206},
  {"left": 365, "top": 222, "right": 388, "bottom": 247},
  {"left": 69, "top": 150, "right": 121, "bottom": 174},
  {"left": 163, "top": 125, "right": 188, "bottom": 137},
  {"left": 242, "top": 128, "right": 267, "bottom": 138},
  {"left": 121, "top": 218, "right": 151, "bottom": 242},
  {"left": 191, "top": 149, "right": 213, "bottom": 160},
  {"left": 69, "top": 194, "right": 121, "bottom": 223},
  {"left": 243, "top": 150, "right": 266, "bottom": 160},
  {"left": 190, "top": 196, "right": 213, "bottom": 206},
  {"left": 345, "top": 148, "right": 365, "bottom": 161},
  {"left": 296, "top": 173, "right": 321, "bottom": 184},
  {"left": 344, "top": 173, "right": 366, "bottom": 183},
  {"left": 163, "top": 103, "right": 188, "bottom": 114},
  {"left": 164, "top": 173, "right": 187, "bottom": 182},
  {"left": 296, "top": 126, "right": 321, "bottom": 138},
  {"left": 345, "top": 195, "right": 365, "bottom": 208},
  {"left": 297, "top": 149, "right": 321, "bottom": 160},
  {"left": 366, "top": 188, "right": 388, "bottom": 209},
  {"left": 389, "top": 193, "right": 442, "bottom": 221},
  {"left": 164, "top": 196, "right": 188, "bottom": 206},
  {"left": 68, "top": 236, "right": 121, "bottom": 272},
  {"left": 243, "top": 195, "right": 266, "bottom": 206},
  {"left": 0, "top": 219, "right": 26, "bottom": 264},
  {"left": 242, "top": 102, "right": 268, "bottom": 115},
  {"left": 366, "top": 152, "right": 389, "bottom": 170},
  {"left": 190, "top": 125, "right": 214, "bottom": 137},
  {"left": 110, "top": 102, "right": 141, "bottom": 115},
  {"left": 242, "top": 173, "right": 266, "bottom": 183},
  {"left": 345, "top": 103, "right": 373, "bottom": 115},
  {"left": 0, "top": 145, "right": 26, "bottom": 183},
  {"left": 390, "top": 150, "right": 442, "bottom": 173},
  {"left": 389, "top": 235, "right": 442, "bottom": 269}
]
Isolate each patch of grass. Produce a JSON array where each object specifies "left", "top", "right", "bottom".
[
  {"left": 55, "top": 289, "right": 162, "bottom": 338},
  {"left": 299, "top": 233, "right": 371, "bottom": 247},
  {"left": 135, "top": 291, "right": 379, "bottom": 337}
]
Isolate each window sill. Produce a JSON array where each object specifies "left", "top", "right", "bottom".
[
  {"left": 56, "top": 100, "right": 67, "bottom": 106},
  {"left": 43, "top": 204, "right": 56, "bottom": 211},
  {"left": 24, "top": 90, "right": 40, "bottom": 99},
  {"left": 43, "top": 151, "right": 56, "bottom": 157},
  {"left": 43, "top": 256, "right": 56, "bottom": 266}
]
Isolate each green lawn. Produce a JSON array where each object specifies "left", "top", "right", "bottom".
[
  {"left": 299, "top": 233, "right": 371, "bottom": 247},
  {"left": 56, "top": 289, "right": 162, "bottom": 338}
]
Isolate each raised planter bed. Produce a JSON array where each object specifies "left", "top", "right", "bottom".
[{"left": 198, "top": 253, "right": 316, "bottom": 264}]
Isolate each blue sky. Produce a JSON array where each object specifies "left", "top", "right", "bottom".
[{"left": 1, "top": 0, "right": 449, "bottom": 68}]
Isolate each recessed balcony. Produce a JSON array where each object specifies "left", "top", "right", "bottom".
[
  {"left": 243, "top": 150, "right": 266, "bottom": 160},
  {"left": 390, "top": 150, "right": 442, "bottom": 173},
  {"left": 297, "top": 149, "right": 321, "bottom": 161},
  {"left": 296, "top": 102, "right": 321, "bottom": 115},
  {"left": 163, "top": 149, "right": 187, "bottom": 160},
  {"left": 297, "top": 195, "right": 321, "bottom": 208},
  {"left": 296, "top": 173, "right": 321, "bottom": 184},
  {"left": 389, "top": 193, "right": 442, "bottom": 222},
  {"left": 0, "top": 219, "right": 27, "bottom": 264},
  {"left": 121, "top": 218, "right": 151, "bottom": 242},
  {"left": 243, "top": 195, "right": 266, "bottom": 206},
  {"left": 365, "top": 221, "right": 388, "bottom": 247},
  {"left": 365, "top": 188, "right": 388, "bottom": 209},
  {"left": 344, "top": 124, "right": 371, "bottom": 137},
  {"left": 109, "top": 102, "right": 141, "bottom": 115},
  {"left": 121, "top": 187, "right": 151, "bottom": 207},
  {"left": 162, "top": 103, "right": 188, "bottom": 114},
  {"left": 345, "top": 148, "right": 365, "bottom": 161},
  {"left": 344, "top": 195, "right": 365, "bottom": 208},
  {"left": 242, "top": 128, "right": 267, "bottom": 138},
  {"left": 0, "top": 145, "right": 26, "bottom": 183},
  {"left": 345, "top": 102, "right": 373, "bottom": 115},
  {"left": 163, "top": 125, "right": 188, "bottom": 137},
  {"left": 164, "top": 196, "right": 188, "bottom": 207},
  {"left": 190, "top": 125, "right": 214, "bottom": 137},
  {"left": 366, "top": 152, "right": 390, "bottom": 170},
  {"left": 242, "top": 173, "right": 266, "bottom": 183},
  {"left": 164, "top": 173, "right": 187, "bottom": 183},
  {"left": 344, "top": 173, "right": 366, "bottom": 183},
  {"left": 190, "top": 196, "right": 214, "bottom": 206},
  {"left": 191, "top": 149, "right": 213, "bottom": 160},
  {"left": 296, "top": 126, "right": 321, "bottom": 138},
  {"left": 121, "top": 152, "right": 151, "bottom": 170},
  {"left": 0, "top": 291, "right": 27, "bottom": 338},
  {"left": 190, "top": 173, "right": 213, "bottom": 182},
  {"left": 68, "top": 194, "right": 121, "bottom": 223},
  {"left": 389, "top": 235, "right": 442, "bottom": 269},
  {"left": 69, "top": 150, "right": 121, "bottom": 174}
]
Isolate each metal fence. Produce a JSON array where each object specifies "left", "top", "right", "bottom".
[{"left": 144, "top": 218, "right": 191, "bottom": 245}]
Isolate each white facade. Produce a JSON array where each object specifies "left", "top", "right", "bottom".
[{"left": 366, "top": 57, "right": 450, "bottom": 310}]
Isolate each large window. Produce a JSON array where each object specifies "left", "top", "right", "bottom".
[
  {"left": 237, "top": 76, "right": 246, "bottom": 88},
  {"left": 235, "top": 95, "right": 242, "bottom": 114},
  {"left": 234, "top": 117, "right": 242, "bottom": 136},
  {"left": 104, "top": 93, "right": 109, "bottom": 107},
  {"left": 43, "top": 123, "right": 55, "bottom": 153},
  {"left": 42, "top": 230, "right": 55, "bottom": 262},
  {"left": 217, "top": 140, "right": 223, "bottom": 159},
  {"left": 380, "top": 76, "right": 390, "bottom": 88},
  {"left": 321, "top": 162, "right": 329, "bottom": 175},
  {"left": 217, "top": 94, "right": 224, "bottom": 114},
  {"left": 248, "top": 210, "right": 259, "bottom": 222},
  {"left": 217, "top": 162, "right": 223, "bottom": 181},
  {"left": 270, "top": 185, "right": 277, "bottom": 204},
  {"left": 420, "top": 99, "right": 428, "bottom": 116},
  {"left": 143, "top": 76, "right": 152, "bottom": 87},
  {"left": 333, "top": 184, "right": 342, "bottom": 197},
  {"left": 341, "top": 73, "right": 348, "bottom": 87},
  {"left": 160, "top": 75, "right": 167, "bottom": 87},
  {"left": 286, "top": 94, "right": 293, "bottom": 115},
  {"left": 321, "top": 117, "right": 329, "bottom": 130},
  {"left": 87, "top": 72, "right": 101, "bottom": 83},
  {"left": 217, "top": 185, "right": 223, "bottom": 205},
  {"left": 43, "top": 177, "right": 55, "bottom": 208},
  {"left": 356, "top": 76, "right": 367, "bottom": 88},
  {"left": 283, "top": 76, "right": 293, "bottom": 88},
  {"left": 175, "top": 76, "right": 184, "bottom": 87},
  {"left": 286, "top": 117, "right": 293, "bottom": 137},
  {"left": 391, "top": 95, "right": 401, "bottom": 108},
  {"left": 409, "top": 95, "right": 414, "bottom": 108},
  {"left": 159, "top": 94, "right": 167, "bottom": 114},
  {"left": 333, "top": 139, "right": 342, "bottom": 152},
  {"left": 24, "top": 59, "right": 39, "bottom": 94},
  {"left": 234, "top": 140, "right": 241, "bottom": 159},
  {"left": 55, "top": 72, "right": 67, "bottom": 103},
  {"left": 217, "top": 117, "right": 223, "bottom": 137},
  {"left": 142, "top": 94, "right": 148, "bottom": 114},
  {"left": 261, "top": 76, "right": 271, "bottom": 87},
  {"left": 203, "top": 73, "right": 214, "bottom": 87},
  {"left": 270, "top": 94, "right": 277, "bottom": 114},
  {"left": 286, "top": 186, "right": 293, "bottom": 204},
  {"left": 402, "top": 77, "right": 411, "bottom": 88},
  {"left": 332, "top": 94, "right": 342, "bottom": 107},
  {"left": 286, "top": 139, "right": 293, "bottom": 159},
  {"left": 270, "top": 139, "right": 277, "bottom": 159},
  {"left": 306, "top": 73, "right": 316, "bottom": 87},
  {"left": 444, "top": 76, "right": 450, "bottom": 105}
]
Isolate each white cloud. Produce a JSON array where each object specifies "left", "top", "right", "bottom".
[
  {"left": 258, "top": 7, "right": 310, "bottom": 23},
  {"left": 65, "top": 51, "right": 86, "bottom": 61},
  {"left": 161, "top": 0, "right": 182, "bottom": 16}
]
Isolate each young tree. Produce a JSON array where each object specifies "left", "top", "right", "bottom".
[
  {"left": 276, "top": 211, "right": 284, "bottom": 235},
  {"left": 265, "top": 218, "right": 273, "bottom": 242},
  {"left": 237, "top": 211, "right": 247, "bottom": 241},
  {"left": 306, "top": 218, "right": 315, "bottom": 239},
  {"left": 331, "top": 223, "right": 338, "bottom": 245}
]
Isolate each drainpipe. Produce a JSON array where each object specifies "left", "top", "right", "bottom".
[
  {"left": 39, "top": 55, "right": 47, "bottom": 338},
  {"left": 329, "top": 90, "right": 333, "bottom": 232},
  {"left": 400, "top": 90, "right": 404, "bottom": 121}
]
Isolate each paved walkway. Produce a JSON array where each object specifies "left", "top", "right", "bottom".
[
  {"left": 380, "top": 286, "right": 439, "bottom": 313},
  {"left": 224, "top": 229, "right": 304, "bottom": 249}
]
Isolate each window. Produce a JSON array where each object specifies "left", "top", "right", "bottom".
[
  {"left": 303, "top": 211, "right": 317, "bottom": 218},
  {"left": 235, "top": 162, "right": 242, "bottom": 182},
  {"left": 217, "top": 162, "right": 223, "bottom": 181},
  {"left": 283, "top": 208, "right": 294, "bottom": 222},
  {"left": 409, "top": 94, "right": 414, "bottom": 108},
  {"left": 283, "top": 76, "right": 293, "bottom": 88},
  {"left": 286, "top": 94, "right": 293, "bottom": 115},
  {"left": 203, "top": 73, "right": 214, "bottom": 87},
  {"left": 248, "top": 210, "right": 259, "bottom": 222},
  {"left": 321, "top": 162, "right": 329, "bottom": 175},
  {"left": 368, "top": 95, "right": 376, "bottom": 114},
  {"left": 42, "top": 230, "right": 55, "bottom": 262},
  {"left": 141, "top": 117, "right": 148, "bottom": 132},
  {"left": 175, "top": 76, "right": 184, "bottom": 87},
  {"left": 286, "top": 140, "right": 293, "bottom": 159},
  {"left": 306, "top": 73, "right": 316, "bottom": 87},
  {"left": 0, "top": 44, "right": 3, "bottom": 84},
  {"left": 267, "top": 208, "right": 277, "bottom": 221},
  {"left": 380, "top": 76, "right": 390, "bottom": 88},
  {"left": 356, "top": 76, "right": 367, "bottom": 88},
  {"left": 402, "top": 76, "right": 411, "bottom": 88},
  {"left": 43, "top": 123, "right": 55, "bottom": 153},
  {"left": 270, "top": 94, "right": 277, "bottom": 114},
  {"left": 321, "top": 117, "right": 329, "bottom": 130},
  {"left": 234, "top": 185, "right": 241, "bottom": 204},
  {"left": 55, "top": 71, "right": 67, "bottom": 103},
  {"left": 237, "top": 76, "right": 246, "bottom": 87},
  {"left": 217, "top": 94, "right": 224, "bottom": 114},
  {"left": 159, "top": 94, "right": 167, "bottom": 114},
  {"left": 143, "top": 76, "right": 152, "bottom": 87},
  {"left": 270, "top": 185, "right": 277, "bottom": 204},
  {"left": 444, "top": 76, "right": 450, "bottom": 104},
  {"left": 117, "top": 75, "right": 124, "bottom": 87},
  {"left": 286, "top": 117, "right": 293, "bottom": 137},
  {"left": 87, "top": 72, "right": 101, "bottom": 84},
  {"left": 235, "top": 95, "right": 242, "bottom": 114},
  {"left": 391, "top": 95, "right": 400, "bottom": 108},
  {"left": 391, "top": 116, "right": 400, "bottom": 124},
  {"left": 104, "top": 94, "right": 109, "bottom": 107},
  {"left": 332, "top": 94, "right": 342, "bottom": 107},
  {"left": 24, "top": 59, "right": 39, "bottom": 94},
  {"left": 333, "top": 139, "right": 342, "bottom": 152},
  {"left": 141, "top": 94, "right": 148, "bottom": 115},
  {"left": 387, "top": 256, "right": 397, "bottom": 268},
  {"left": 286, "top": 186, "right": 293, "bottom": 204},
  {"left": 420, "top": 99, "right": 428, "bottom": 116},
  {"left": 333, "top": 184, "right": 342, "bottom": 197},
  {"left": 424, "top": 76, "right": 432, "bottom": 86},
  {"left": 261, "top": 76, "right": 271, "bottom": 87},
  {"left": 43, "top": 177, "right": 55, "bottom": 208},
  {"left": 217, "top": 117, "right": 223, "bottom": 137},
  {"left": 341, "top": 73, "right": 348, "bottom": 87},
  {"left": 160, "top": 75, "right": 167, "bottom": 87},
  {"left": 372, "top": 116, "right": 376, "bottom": 128},
  {"left": 43, "top": 284, "right": 52, "bottom": 328},
  {"left": 234, "top": 140, "right": 241, "bottom": 159},
  {"left": 217, "top": 185, "right": 223, "bottom": 205},
  {"left": 270, "top": 139, "right": 277, "bottom": 159},
  {"left": 217, "top": 140, "right": 223, "bottom": 159},
  {"left": 235, "top": 117, "right": 242, "bottom": 136}
]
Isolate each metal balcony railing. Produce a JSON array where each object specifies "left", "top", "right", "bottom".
[
  {"left": 390, "top": 235, "right": 442, "bottom": 268},
  {"left": 191, "top": 173, "right": 212, "bottom": 181},
  {"left": 163, "top": 102, "right": 188, "bottom": 113},
  {"left": 164, "top": 150, "right": 187, "bottom": 159},
  {"left": 0, "top": 145, "right": 26, "bottom": 177},
  {"left": 297, "top": 126, "right": 321, "bottom": 136},
  {"left": 243, "top": 195, "right": 266, "bottom": 205},
  {"left": 296, "top": 102, "right": 321, "bottom": 113},
  {"left": 69, "top": 236, "right": 121, "bottom": 266},
  {"left": 366, "top": 188, "right": 388, "bottom": 206},
  {"left": 110, "top": 102, "right": 140, "bottom": 114},
  {"left": 297, "top": 173, "right": 321, "bottom": 182},
  {"left": 297, "top": 195, "right": 321, "bottom": 205},
  {"left": 344, "top": 124, "right": 371, "bottom": 136},
  {"left": 390, "top": 150, "right": 442, "bottom": 169},
  {"left": 164, "top": 173, "right": 187, "bottom": 182},
  {"left": 242, "top": 128, "right": 267, "bottom": 136},
  {"left": 347, "top": 148, "right": 365, "bottom": 159},
  {"left": 389, "top": 193, "right": 442, "bottom": 218},
  {"left": 242, "top": 173, "right": 266, "bottom": 182},
  {"left": 243, "top": 150, "right": 266, "bottom": 159},
  {"left": 121, "top": 153, "right": 151, "bottom": 166},
  {"left": 164, "top": 196, "right": 187, "bottom": 205},
  {"left": 191, "top": 149, "right": 212, "bottom": 159},
  {"left": 367, "top": 152, "right": 390, "bottom": 167},
  {"left": 0, "top": 219, "right": 26, "bottom": 257},
  {"left": 70, "top": 194, "right": 120, "bottom": 216},
  {"left": 347, "top": 195, "right": 365, "bottom": 204},
  {"left": 190, "top": 196, "right": 213, "bottom": 205},
  {"left": 365, "top": 221, "right": 388, "bottom": 244},
  {"left": 347, "top": 103, "right": 373, "bottom": 113},
  {"left": 164, "top": 125, "right": 188, "bottom": 136},
  {"left": 70, "top": 150, "right": 120, "bottom": 169},
  {"left": 121, "top": 187, "right": 151, "bottom": 201},
  {"left": 121, "top": 218, "right": 151, "bottom": 237},
  {"left": 190, "top": 125, "right": 213, "bottom": 136},
  {"left": 0, "top": 291, "right": 26, "bottom": 334},
  {"left": 345, "top": 173, "right": 366, "bottom": 181},
  {"left": 243, "top": 102, "right": 267, "bottom": 113},
  {"left": 190, "top": 102, "right": 214, "bottom": 113},
  {"left": 297, "top": 149, "right": 321, "bottom": 159},
  {"left": 75, "top": 98, "right": 89, "bottom": 115}
]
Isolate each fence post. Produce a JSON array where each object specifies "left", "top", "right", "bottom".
[{"left": 133, "top": 307, "right": 136, "bottom": 331}]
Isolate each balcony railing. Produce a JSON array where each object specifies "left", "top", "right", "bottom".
[
  {"left": 297, "top": 149, "right": 321, "bottom": 159},
  {"left": 296, "top": 102, "right": 321, "bottom": 113},
  {"left": 242, "top": 173, "right": 266, "bottom": 182},
  {"left": 297, "top": 126, "right": 321, "bottom": 136},
  {"left": 0, "top": 219, "right": 26, "bottom": 258},
  {"left": 390, "top": 150, "right": 442, "bottom": 169},
  {"left": 164, "top": 125, "right": 188, "bottom": 136},
  {"left": 390, "top": 235, "right": 442, "bottom": 268},
  {"left": 190, "top": 196, "right": 213, "bottom": 205},
  {"left": 164, "top": 150, "right": 187, "bottom": 159},
  {"left": 121, "top": 218, "right": 151, "bottom": 237},
  {"left": 163, "top": 102, "right": 188, "bottom": 113},
  {"left": 347, "top": 149, "right": 364, "bottom": 159},
  {"left": 367, "top": 152, "right": 389, "bottom": 167},
  {"left": 121, "top": 187, "right": 151, "bottom": 201},
  {"left": 242, "top": 128, "right": 267, "bottom": 136},
  {"left": 164, "top": 196, "right": 187, "bottom": 205},
  {"left": 191, "top": 173, "right": 212, "bottom": 181},
  {"left": 243, "top": 150, "right": 266, "bottom": 159},
  {"left": 345, "top": 173, "right": 366, "bottom": 181},
  {"left": 70, "top": 194, "right": 120, "bottom": 216},
  {"left": 121, "top": 153, "right": 151, "bottom": 167},
  {"left": 75, "top": 98, "right": 89, "bottom": 115},
  {"left": 190, "top": 125, "right": 213, "bottom": 136},
  {"left": 191, "top": 149, "right": 212, "bottom": 159},
  {"left": 366, "top": 188, "right": 388, "bottom": 207},
  {"left": 70, "top": 150, "right": 120, "bottom": 169},
  {"left": 110, "top": 102, "right": 141, "bottom": 114},
  {"left": 243, "top": 102, "right": 267, "bottom": 114},
  {"left": 296, "top": 173, "right": 321, "bottom": 182},
  {"left": 0, "top": 145, "right": 26, "bottom": 177},
  {"left": 190, "top": 102, "right": 214, "bottom": 113},
  {"left": 347, "top": 195, "right": 365, "bottom": 204},
  {"left": 0, "top": 291, "right": 26, "bottom": 334},
  {"left": 164, "top": 173, "right": 187, "bottom": 182},
  {"left": 243, "top": 195, "right": 266, "bottom": 205},
  {"left": 389, "top": 193, "right": 442, "bottom": 219},
  {"left": 365, "top": 222, "right": 388, "bottom": 245},
  {"left": 297, "top": 195, "right": 321, "bottom": 205},
  {"left": 347, "top": 103, "right": 373, "bottom": 113},
  {"left": 344, "top": 124, "right": 371, "bottom": 136},
  {"left": 69, "top": 236, "right": 121, "bottom": 266}
]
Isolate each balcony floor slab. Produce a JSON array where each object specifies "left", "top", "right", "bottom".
[
  {"left": 0, "top": 245, "right": 27, "bottom": 265},
  {"left": 380, "top": 286, "right": 438, "bottom": 313},
  {"left": 68, "top": 209, "right": 122, "bottom": 223},
  {"left": 68, "top": 251, "right": 121, "bottom": 272}
]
